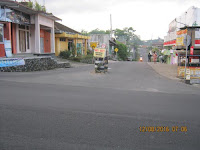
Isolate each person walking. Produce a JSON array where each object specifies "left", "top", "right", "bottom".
[
  {"left": 148, "top": 53, "right": 151, "bottom": 62},
  {"left": 153, "top": 51, "right": 157, "bottom": 64}
]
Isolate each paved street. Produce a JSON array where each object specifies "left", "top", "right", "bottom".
[{"left": 0, "top": 61, "right": 200, "bottom": 150}]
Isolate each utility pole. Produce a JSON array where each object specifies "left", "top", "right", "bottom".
[
  {"left": 110, "top": 14, "right": 112, "bottom": 38},
  {"left": 110, "top": 14, "right": 113, "bottom": 58}
]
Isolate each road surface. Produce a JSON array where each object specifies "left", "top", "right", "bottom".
[{"left": 0, "top": 61, "right": 200, "bottom": 150}]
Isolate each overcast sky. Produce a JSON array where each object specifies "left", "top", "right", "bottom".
[{"left": 27, "top": 0, "right": 200, "bottom": 40}]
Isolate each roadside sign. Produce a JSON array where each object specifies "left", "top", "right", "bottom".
[
  {"left": 102, "top": 44, "right": 106, "bottom": 48},
  {"left": 186, "top": 69, "right": 190, "bottom": 80},
  {"left": 183, "top": 35, "right": 191, "bottom": 47},
  {"left": 186, "top": 69, "right": 190, "bottom": 75},
  {"left": 186, "top": 75, "right": 190, "bottom": 80},
  {"left": 93, "top": 48, "right": 106, "bottom": 58},
  {"left": 114, "top": 48, "right": 118, "bottom": 52},
  {"left": 90, "top": 42, "right": 98, "bottom": 49}
]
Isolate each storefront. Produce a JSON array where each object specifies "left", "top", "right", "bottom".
[
  {"left": 0, "top": 1, "right": 60, "bottom": 58},
  {"left": 176, "top": 27, "right": 200, "bottom": 83},
  {"left": 55, "top": 22, "right": 90, "bottom": 56}
]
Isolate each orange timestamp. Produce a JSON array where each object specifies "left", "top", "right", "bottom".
[{"left": 139, "top": 126, "right": 187, "bottom": 132}]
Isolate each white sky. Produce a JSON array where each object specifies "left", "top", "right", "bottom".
[{"left": 22, "top": 0, "right": 200, "bottom": 40}]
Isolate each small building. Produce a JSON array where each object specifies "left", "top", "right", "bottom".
[
  {"left": 163, "top": 6, "right": 200, "bottom": 64},
  {"left": 0, "top": 0, "right": 60, "bottom": 58},
  {"left": 54, "top": 22, "right": 90, "bottom": 56},
  {"left": 88, "top": 34, "right": 116, "bottom": 57}
]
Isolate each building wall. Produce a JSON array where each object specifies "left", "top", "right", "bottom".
[
  {"left": 55, "top": 37, "right": 60, "bottom": 56},
  {"left": 30, "top": 25, "right": 35, "bottom": 53},
  {"left": 55, "top": 33, "right": 90, "bottom": 56},
  {"left": 34, "top": 14, "right": 55, "bottom": 54},
  {"left": 4, "top": 23, "right": 11, "bottom": 40},
  {"left": 11, "top": 23, "right": 17, "bottom": 54},
  {"left": 38, "top": 14, "right": 55, "bottom": 53},
  {"left": 0, "top": 44, "right": 5, "bottom": 57},
  {"left": 55, "top": 37, "right": 69, "bottom": 56},
  {"left": 0, "top": 22, "right": 12, "bottom": 57}
]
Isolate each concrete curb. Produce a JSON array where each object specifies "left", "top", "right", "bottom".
[{"left": 147, "top": 62, "right": 181, "bottom": 81}]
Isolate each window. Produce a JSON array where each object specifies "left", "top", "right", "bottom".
[
  {"left": 0, "top": 24, "right": 3, "bottom": 43},
  {"left": 60, "top": 38, "right": 66, "bottom": 42}
]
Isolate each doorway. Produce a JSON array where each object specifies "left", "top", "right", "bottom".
[
  {"left": 19, "top": 30, "right": 26, "bottom": 52},
  {"left": 18, "top": 25, "right": 30, "bottom": 53}
]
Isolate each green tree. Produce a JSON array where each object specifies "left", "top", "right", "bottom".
[
  {"left": 114, "top": 27, "right": 136, "bottom": 44},
  {"left": 41, "top": 6, "right": 46, "bottom": 12},
  {"left": 35, "top": 1, "right": 42, "bottom": 11},
  {"left": 130, "top": 35, "right": 142, "bottom": 50},
  {"left": 89, "top": 28, "right": 107, "bottom": 34},
  {"left": 81, "top": 30, "right": 89, "bottom": 36},
  {"left": 115, "top": 41, "right": 128, "bottom": 61},
  {"left": 27, "top": 1, "right": 33, "bottom": 9}
]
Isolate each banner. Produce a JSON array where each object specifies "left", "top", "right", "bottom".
[
  {"left": 178, "top": 66, "right": 200, "bottom": 79},
  {"left": 176, "top": 29, "right": 187, "bottom": 46},
  {"left": 0, "top": 58, "right": 25, "bottom": 67},
  {"left": 93, "top": 48, "right": 106, "bottom": 58}
]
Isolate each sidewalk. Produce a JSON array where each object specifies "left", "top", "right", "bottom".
[
  {"left": 147, "top": 62, "right": 200, "bottom": 88},
  {"left": 147, "top": 62, "right": 180, "bottom": 81}
]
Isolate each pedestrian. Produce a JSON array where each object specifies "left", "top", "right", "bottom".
[
  {"left": 148, "top": 53, "right": 151, "bottom": 62},
  {"left": 153, "top": 51, "right": 157, "bottom": 64}
]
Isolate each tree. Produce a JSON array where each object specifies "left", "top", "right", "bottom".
[
  {"left": 89, "top": 28, "right": 107, "bottom": 34},
  {"left": 27, "top": 1, "right": 33, "bottom": 9},
  {"left": 130, "top": 35, "right": 142, "bottom": 50},
  {"left": 81, "top": 30, "right": 89, "bottom": 36},
  {"left": 35, "top": 1, "right": 42, "bottom": 11},
  {"left": 115, "top": 41, "right": 128, "bottom": 61}
]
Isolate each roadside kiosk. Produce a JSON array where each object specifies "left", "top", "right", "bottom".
[{"left": 93, "top": 48, "right": 108, "bottom": 73}]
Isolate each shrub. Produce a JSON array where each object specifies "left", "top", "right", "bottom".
[
  {"left": 115, "top": 41, "right": 128, "bottom": 61},
  {"left": 69, "top": 54, "right": 93, "bottom": 64},
  {"left": 59, "top": 50, "right": 71, "bottom": 59}
]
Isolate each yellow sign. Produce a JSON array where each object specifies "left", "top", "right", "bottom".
[
  {"left": 178, "top": 66, "right": 200, "bottom": 79},
  {"left": 114, "top": 48, "right": 118, "bottom": 52},
  {"left": 93, "top": 48, "right": 106, "bottom": 58},
  {"left": 176, "top": 37, "right": 184, "bottom": 46},
  {"left": 90, "top": 42, "right": 98, "bottom": 49},
  {"left": 176, "top": 29, "right": 187, "bottom": 35},
  {"left": 176, "top": 29, "right": 187, "bottom": 46}
]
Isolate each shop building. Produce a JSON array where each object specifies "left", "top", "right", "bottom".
[
  {"left": 0, "top": 0, "right": 60, "bottom": 58},
  {"left": 54, "top": 22, "right": 90, "bottom": 56},
  {"left": 164, "top": 6, "right": 200, "bottom": 83},
  {"left": 164, "top": 6, "right": 200, "bottom": 65}
]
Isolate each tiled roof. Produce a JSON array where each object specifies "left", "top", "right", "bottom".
[{"left": 54, "top": 22, "right": 80, "bottom": 34}]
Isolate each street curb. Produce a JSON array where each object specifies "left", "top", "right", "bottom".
[{"left": 147, "top": 62, "right": 181, "bottom": 81}]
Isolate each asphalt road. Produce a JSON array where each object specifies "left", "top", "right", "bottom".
[
  {"left": 0, "top": 61, "right": 200, "bottom": 150},
  {"left": 138, "top": 48, "right": 148, "bottom": 62}
]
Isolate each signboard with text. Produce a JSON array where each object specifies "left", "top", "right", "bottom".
[
  {"left": 93, "top": 48, "right": 106, "bottom": 58},
  {"left": 176, "top": 29, "right": 187, "bottom": 46}
]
